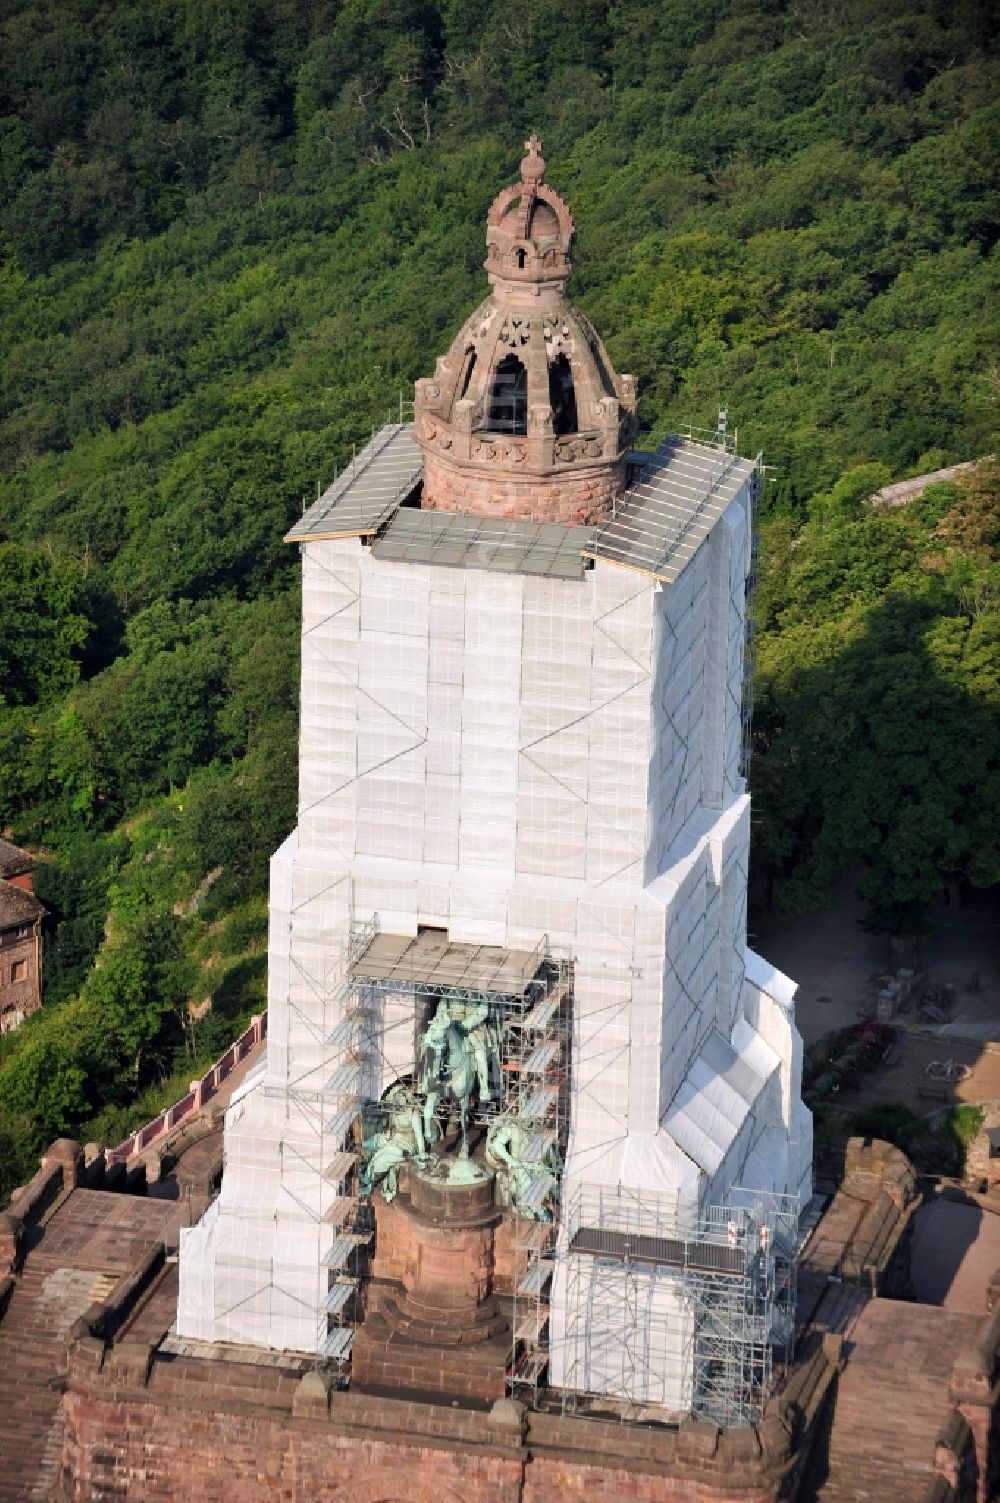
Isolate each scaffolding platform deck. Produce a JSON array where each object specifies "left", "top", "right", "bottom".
[
  {"left": 518, "top": 1223, "right": 556, "bottom": 1256},
  {"left": 517, "top": 1259, "right": 554, "bottom": 1297},
  {"left": 321, "top": 1197, "right": 358, "bottom": 1228},
  {"left": 522, "top": 1041, "right": 559, "bottom": 1074},
  {"left": 570, "top": 1225, "right": 746, "bottom": 1276},
  {"left": 322, "top": 1283, "right": 356, "bottom": 1314},
  {"left": 285, "top": 424, "right": 421, "bottom": 543},
  {"left": 326, "top": 1064, "right": 361, "bottom": 1094},
  {"left": 515, "top": 1308, "right": 550, "bottom": 1342},
  {"left": 518, "top": 1085, "right": 558, "bottom": 1119},
  {"left": 349, "top": 929, "right": 543, "bottom": 997},
  {"left": 322, "top": 1151, "right": 357, "bottom": 1183},
  {"left": 521, "top": 1130, "right": 556, "bottom": 1163},
  {"left": 510, "top": 1349, "right": 548, "bottom": 1385},
  {"left": 322, "top": 1238, "right": 356, "bottom": 1269},
  {"left": 522, "top": 996, "right": 559, "bottom": 1031},
  {"left": 327, "top": 1017, "right": 363, "bottom": 1048},
  {"left": 373, "top": 508, "right": 594, "bottom": 581},
  {"left": 324, "top": 1106, "right": 360, "bottom": 1139},
  {"left": 583, "top": 435, "right": 757, "bottom": 585}
]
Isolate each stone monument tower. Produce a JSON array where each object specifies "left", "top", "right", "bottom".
[{"left": 178, "top": 138, "right": 811, "bottom": 1422}]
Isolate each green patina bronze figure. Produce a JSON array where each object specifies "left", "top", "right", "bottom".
[
  {"left": 418, "top": 988, "right": 499, "bottom": 1158},
  {"left": 485, "top": 1107, "right": 561, "bottom": 1220},
  {"left": 359, "top": 1082, "right": 428, "bottom": 1202}
]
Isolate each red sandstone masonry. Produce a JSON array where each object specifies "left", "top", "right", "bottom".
[
  {"left": 57, "top": 1326, "right": 842, "bottom": 1503},
  {"left": 949, "top": 1288, "right": 1000, "bottom": 1503},
  {"left": 0, "top": 1142, "right": 79, "bottom": 1272},
  {"left": 54, "top": 1196, "right": 846, "bottom": 1503},
  {"left": 59, "top": 1383, "right": 527, "bottom": 1503},
  {"left": 422, "top": 446, "right": 626, "bottom": 526}
]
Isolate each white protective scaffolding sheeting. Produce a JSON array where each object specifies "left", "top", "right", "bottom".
[
  {"left": 662, "top": 1030, "right": 767, "bottom": 1177},
  {"left": 177, "top": 419, "right": 811, "bottom": 1412}
]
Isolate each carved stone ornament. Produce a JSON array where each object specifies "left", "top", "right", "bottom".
[
  {"left": 475, "top": 440, "right": 526, "bottom": 465},
  {"left": 555, "top": 434, "right": 602, "bottom": 464},
  {"left": 498, "top": 316, "right": 530, "bottom": 348}
]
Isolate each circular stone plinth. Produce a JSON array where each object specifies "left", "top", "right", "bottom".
[{"left": 410, "top": 1161, "right": 496, "bottom": 1222}]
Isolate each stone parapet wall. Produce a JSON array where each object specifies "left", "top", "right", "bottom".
[
  {"left": 843, "top": 1135, "right": 917, "bottom": 1210},
  {"left": 949, "top": 1287, "right": 1000, "bottom": 1503},
  {"left": 0, "top": 1139, "right": 82, "bottom": 1272},
  {"left": 67, "top": 1241, "right": 166, "bottom": 1349},
  {"left": 57, "top": 1313, "right": 841, "bottom": 1503},
  {"left": 106, "top": 1012, "right": 266, "bottom": 1166},
  {"left": 930, "top": 1407, "right": 977, "bottom": 1502},
  {"left": 839, "top": 1136, "right": 919, "bottom": 1295}
]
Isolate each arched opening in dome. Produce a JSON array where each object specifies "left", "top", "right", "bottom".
[
  {"left": 549, "top": 355, "right": 577, "bottom": 436},
  {"left": 486, "top": 354, "right": 527, "bottom": 435},
  {"left": 458, "top": 346, "right": 477, "bottom": 400},
  {"left": 515, "top": 247, "right": 527, "bottom": 269}
]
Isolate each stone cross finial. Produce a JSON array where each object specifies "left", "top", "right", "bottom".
[{"left": 520, "top": 134, "right": 545, "bottom": 184}]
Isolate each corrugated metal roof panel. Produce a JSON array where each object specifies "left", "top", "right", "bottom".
[
  {"left": 372, "top": 509, "right": 594, "bottom": 580},
  {"left": 584, "top": 435, "right": 757, "bottom": 584},
  {"left": 286, "top": 424, "right": 756, "bottom": 589},
  {"left": 285, "top": 424, "right": 422, "bottom": 542}
]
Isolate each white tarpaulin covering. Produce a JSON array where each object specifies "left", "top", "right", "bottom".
[
  {"left": 662, "top": 1029, "right": 769, "bottom": 1176},
  {"left": 177, "top": 424, "right": 812, "bottom": 1407}
]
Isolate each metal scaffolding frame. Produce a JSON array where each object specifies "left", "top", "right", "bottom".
[
  {"left": 231, "top": 915, "right": 572, "bottom": 1376},
  {"left": 196, "top": 907, "right": 379, "bottom": 1370},
  {"left": 506, "top": 957, "right": 573, "bottom": 1403},
  {"left": 239, "top": 913, "right": 382, "bottom": 1371},
  {"left": 347, "top": 935, "right": 572, "bottom": 1381},
  {"left": 556, "top": 1182, "right": 797, "bottom": 1427},
  {"left": 191, "top": 420, "right": 797, "bottom": 1418}
]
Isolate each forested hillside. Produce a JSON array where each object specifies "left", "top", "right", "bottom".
[{"left": 0, "top": 0, "right": 997, "bottom": 1195}]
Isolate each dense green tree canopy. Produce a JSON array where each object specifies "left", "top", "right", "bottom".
[
  {"left": 0, "top": 0, "right": 996, "bottom": 1196},
  {"left": 753, "top": 460, "right": 1000, "bottom": 926},
  {"left": 0, "top": 543, "right": 92, "bottom": 705}
]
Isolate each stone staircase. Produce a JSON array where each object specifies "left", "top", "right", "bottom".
[
  {"left": 0, "top": 1264, "right": 115, "bottom": 1502},
  {"left": 808, "top": 1279, "right": 869, "bottom": 1339}
]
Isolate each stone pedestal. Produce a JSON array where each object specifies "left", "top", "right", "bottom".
[{"left": 350, "top": 1165, "right": 512, "bottom": 1404}]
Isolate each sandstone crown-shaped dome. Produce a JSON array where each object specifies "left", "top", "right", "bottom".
[{"left": 414, "top": 137, "right": 636, "bottom": 527}]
